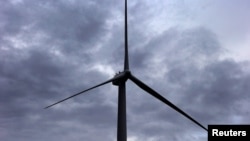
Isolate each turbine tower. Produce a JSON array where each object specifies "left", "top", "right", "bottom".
[{"left": 45, "top": 0, "right": 208, "bottom": 140}]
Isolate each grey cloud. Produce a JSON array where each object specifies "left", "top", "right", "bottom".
[
  {"left": 123, "top": 26, "right": 250, "bottom": 140},
  {"left": 183, "top": 60, "right": 250, "bottom": 123},
  {"left": 1, "top": 0, "right": 250, "bottom": 141}
]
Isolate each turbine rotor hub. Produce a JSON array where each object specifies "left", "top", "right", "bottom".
[{"left": 112, "top": 70, "right": 130, "bottom": 86}]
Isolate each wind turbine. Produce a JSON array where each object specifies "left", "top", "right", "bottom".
[{"left": 45, "top": 0, "right": 208, "bottom": 140}]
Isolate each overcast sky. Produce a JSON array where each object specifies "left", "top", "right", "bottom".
[{"left": 1, "top": 0, "right": 250, "bottom": 141}]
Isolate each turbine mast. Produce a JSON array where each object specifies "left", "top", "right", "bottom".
[
  {"left": 117, "top": 81, "right": 127, "bottom": 141},
  {"left": 124, "top": 0, "right": 129, "bottom": 71}
]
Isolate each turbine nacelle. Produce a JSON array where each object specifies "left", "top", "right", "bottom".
[{"left": 112, "top": 70, "right": 131, "bottom": 86}]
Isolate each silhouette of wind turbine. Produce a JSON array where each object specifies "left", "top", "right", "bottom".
[{"left": 45, "top": 0, "right": 208, "bottom": 140}]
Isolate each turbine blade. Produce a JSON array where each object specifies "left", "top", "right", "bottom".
[
  {"left": 129, "top": 74, "right": 207, "bottom": 131},
  {"left": 124, "top": 0, "right": 129, "bottom": 71},
  {"left": 44, "top": 77, "right": 116, "bottom": 109}
]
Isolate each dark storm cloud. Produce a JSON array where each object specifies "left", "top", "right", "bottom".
[
  {"left": 0, "top": 0, "right": 117, "bottom": 55},
  {"left": 0, "top": 47, "right": 117, "bottom": 140},
  {"left": 1, "top": 0, "right": 250, "bottom": 141},
  {"left": 182, "top": 60, "right": 250, "bottom": 123},
  {"left": 123, "top": 26, "right": 250, "bottom": 140},
  {"left": 0, "top": 1, "right": 119, "bottom": 141}
]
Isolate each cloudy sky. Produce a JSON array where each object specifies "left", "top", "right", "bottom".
[{"left": 1, "top": 0, "right": 250, "bottom": 141}]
